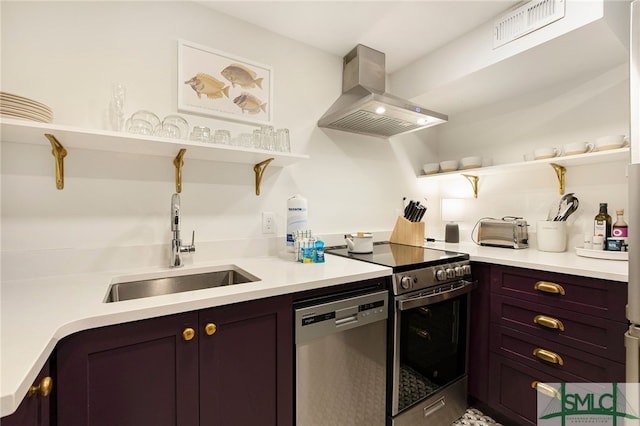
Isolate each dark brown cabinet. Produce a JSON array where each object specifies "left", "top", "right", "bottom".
[
  {"left": 483, "top": 264, "right": 627, "bottom": 426},
  {"left": 56, "top": 294, "right": 293, "bottom": 426},
  {"left": 1, "top": 361, "right": 52, "bottom": 426}
]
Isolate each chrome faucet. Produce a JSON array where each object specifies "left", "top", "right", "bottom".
[{"left": 170, "top": 193, "right": 195, "bottom": 267}]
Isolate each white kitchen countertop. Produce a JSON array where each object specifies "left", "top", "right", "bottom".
[
  {"left": 425, "top": 241, "right": 629, "bottom": 282},
  {"left": 0, "top": 242, "right": 629, "bottom": 417},
  {"left": 0, "top": 254, "right": 391, "bottom": 417}
]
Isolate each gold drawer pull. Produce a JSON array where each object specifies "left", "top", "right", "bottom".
[
  {"left": 534, "top": 315, "right": 565, "bottom": 331},
  {"left": 533, "top": 348, "right": 564, "bottom": 365},
  {"left": 534, "top": 281, "right": 565, "bottom": 295},
  {"left": 27, "top": 376, "right": 53, "bottom": 397},
  {"left": 531, "top": 381, "right": 561, "bottom": 399},
  {"left": 205, "top": 323, "right": 217, "bottom": 336},
  {"left": 182, "top": 327, "right": 195, "bottom": 341}
]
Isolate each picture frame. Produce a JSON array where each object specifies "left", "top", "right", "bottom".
[{"left": 177, "top": 39, "right": 273, "bottom": 126}]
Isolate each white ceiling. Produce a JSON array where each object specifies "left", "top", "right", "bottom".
[{"left": 199, "top": 1, "right": 521, "bottom": 73}]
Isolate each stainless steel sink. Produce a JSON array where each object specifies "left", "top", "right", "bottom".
[{"left": 104, "top": 266, "right": 260, "bottom": 303}]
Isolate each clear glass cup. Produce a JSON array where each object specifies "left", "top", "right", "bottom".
[
  {"left": 125, "top": 118, "right": 154, "bottom": 135},
  {"left": 162, "top": 115, "right": 189, "bottom": 139},
  {"left": 154, "top": 123, "right": 180, "bottom": 139},
  {"left": 261, "top": 128, "right": 276, "bottom": 150},
  {"left": 252, "top": 129, "right": 262, "bottom": 149},
  {"left": 237, "top": 133, "right": 253, "bottom": 148},
  {"left": 190, "top": 126, "right": 211, "bottom": 142},
  {"left": 130, "top": 110, "right": 160, "bottom": 130},
  {"left": 213, "top": 129, "right": 231, "bottom": 145},
  {"left": 276, "top": 128, "right": 291, "bottom": 152},
  {"left": 109, "top": 83, "right": 126, "bottom": 131}
]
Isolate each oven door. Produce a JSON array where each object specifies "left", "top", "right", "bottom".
[{"left": 389, "top": 280, "right": 475, "bottom": 424}]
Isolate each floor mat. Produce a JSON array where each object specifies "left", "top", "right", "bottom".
[{"left": 452, "top": 408, "right": 503, "bottom": 425}]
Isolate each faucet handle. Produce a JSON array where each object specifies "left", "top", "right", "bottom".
[{"left": 181, "top": 230, "right": 196, "bottom": 253}]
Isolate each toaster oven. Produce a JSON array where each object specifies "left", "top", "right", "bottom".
[{"left": 477, "top": 218, "right": 529, "bottom": 249}]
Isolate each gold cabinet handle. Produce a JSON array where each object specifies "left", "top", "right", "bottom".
[
  {"left": 533, "top": 348, "right": 564, "bottom": 365},
  {"left": 182, "top": 327, "right": 195, "bottom": 341},
  {"left": 205, "top": 323, "right": 217, "bottom": 336},
  {"left": 534, "top": 281, "right": 565, "bottom": 295},
  {"left": 531, "top": 381, "right": 561, "bottom": 399},
  {"left": 534, "top": 315, "right": 565, "bottom": 331},
  {"left": 27, "top": 376, "right": 53, "bottom": 397}
]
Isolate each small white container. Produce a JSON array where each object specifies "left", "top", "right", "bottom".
[
  {"left": 345, "top": 232, "right": 373, "bottom": 253},
  {"left": 423, "top": 163, "right": 439, "bottom": 175},
  {"left": 460, "top": 156, "right": 482, "bottom": 169},
  {"left": 536, "top": 221, "right": 567, "bottom": 252},
  {"left": 594, "top": 135, "right": 627, "bottom": 151},
  {"left": 439, "top": 160, "right": 458, "bottom": 172},
  {"left": 534, "top": 147, "right": 560, "bottom": 160}
]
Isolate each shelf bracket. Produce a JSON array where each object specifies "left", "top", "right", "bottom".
[
  {"left": 253, "top": 158, "right": 274, "bottom": 196},
  {"left": 549, "top": 163, "right": 566, "bottom": 195},
  {"left": 44, "top": 134, "right": 67, "bottom": 190},
  {"left": 173, "top": 148, "right": 186, "bottom": 193},
  {"left": 462, "top": 174, "right": 479, "bottom": 198}
]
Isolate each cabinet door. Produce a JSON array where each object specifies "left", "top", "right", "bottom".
[
  {"left": 468, "top": 262, "right": 492, "bottom": 403},
  {"left": 1, "top": 361, "right": 51, "bottom": 426},
  {"left": 199, "top": 295, "right": 293, "bottom": 426},
  {"left": 56, "top": 312, "right": 199, "bottom": 426}
]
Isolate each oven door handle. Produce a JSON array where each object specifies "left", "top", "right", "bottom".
[{"left": 397, "top": 281, "right": 477, "bottom": 311}]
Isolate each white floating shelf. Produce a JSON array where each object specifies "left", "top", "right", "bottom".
[
  {"left": 0, "top": 118, "right": 309, "bottom": 167},
  {"left": 418, "top": 148, "right": 630, "bottom": 181}
]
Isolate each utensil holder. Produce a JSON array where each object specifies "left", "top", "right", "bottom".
[
  {"left": 389, "top": 216, "right": 425, "bottom": 247},
  {"left": 536, "top": 220, "right": 567, "bottom": 252}
]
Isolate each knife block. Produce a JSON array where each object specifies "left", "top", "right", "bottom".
[{"left": 389, "top": 216, "right": 425, "bottom": 247}]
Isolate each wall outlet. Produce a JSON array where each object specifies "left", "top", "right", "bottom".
[{"left": 262, "top": 211, "right": 276, "bottom": 234}]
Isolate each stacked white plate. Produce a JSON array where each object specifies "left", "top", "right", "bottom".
[{"left": 0, "top": 91, "right": 53, "bottom": 123}]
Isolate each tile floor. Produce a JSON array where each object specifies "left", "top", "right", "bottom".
[{"left": 452, "top": 408, "right": 503, "bottom": 426}]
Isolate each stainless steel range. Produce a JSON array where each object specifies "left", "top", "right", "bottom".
[{"left": 326, "top": 242, "right": 475, "bottom": 426}]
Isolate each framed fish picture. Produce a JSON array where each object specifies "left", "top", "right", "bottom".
[{"left": 177, "top": 39, "right": 273, "bottom": 125}]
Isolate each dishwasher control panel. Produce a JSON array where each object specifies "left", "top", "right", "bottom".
[{"left": 294, "top": 290, "right": 388, "bottom": 344}]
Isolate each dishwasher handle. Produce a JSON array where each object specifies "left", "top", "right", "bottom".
[{"left": 295, "top": 290, "right": 388, "bottom": 344}]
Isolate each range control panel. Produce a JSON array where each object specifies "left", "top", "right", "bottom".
[{"left": 392, "top": 261, "right": 471, "bottom": 295}]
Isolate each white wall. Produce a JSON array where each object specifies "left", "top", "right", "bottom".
[
  {"left": 1, "top": 1, "right": 424, "bottom": 276},
  {"left": 0, "top": 1, "right": 630, "bottom": 278}
]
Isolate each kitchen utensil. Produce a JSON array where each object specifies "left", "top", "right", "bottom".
[
  {"left": 562, "top": 141, "right": 594, "bottom": 156},
  {"left": 537, "top": 220, "right": 567, "bottom": 252},
  {"left": 403, "top": 200, "right": 426, "bottom": 222},
  {"left": 551, "top": 193, "right": 579, "bottom": 221},
  {"left": 595, "top": 135, "right": 628, "bottom": 151},
  {"left": 345, "top": 232, "right": 373, "bottom": 253},
  {"left": 534, "top": 147, "right": 560, "bottom": 160}
]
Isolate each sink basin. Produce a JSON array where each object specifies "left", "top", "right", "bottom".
[{"left": 104, "top": 266, "right": 260, "bottom": 303}]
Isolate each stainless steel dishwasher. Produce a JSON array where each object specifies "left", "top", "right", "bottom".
[{"left": 295, "top": 288, "right": 388, "bottom": 426}]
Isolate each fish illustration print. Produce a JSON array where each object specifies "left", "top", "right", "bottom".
[
  {"left": 221, "top": 64, "right": 263, "bottom": 89},
  {"left": 184, "top": 73, "right": 230, "bottom": 99},
  {"left": 233, "top": 92, "right": 267, "bottom": 114}
]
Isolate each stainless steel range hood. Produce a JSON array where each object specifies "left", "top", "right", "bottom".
[{"left": 318, "top": 44, "right": 447, "bottom": 139}]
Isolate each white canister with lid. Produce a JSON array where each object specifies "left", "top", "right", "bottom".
[
  {"left": 286, "top": 194, "right": 308, "bottom": 252},
  {"left": 345, "top": 232, "right": 373, "bottom": 253}
]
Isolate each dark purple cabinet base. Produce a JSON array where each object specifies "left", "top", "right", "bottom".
[
  {"left": 471, "top": 263, "right": 628, "bottom": 426},
  {"left": 56, "top": 295, "right": 293, "bottom": 426},
  {"left": 1, "top": 362, "right": 51, "bottom": 426}
]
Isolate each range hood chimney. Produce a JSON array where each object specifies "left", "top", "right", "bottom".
[{"left": 318, "top": 44, "right": 447, "bottom": 138}]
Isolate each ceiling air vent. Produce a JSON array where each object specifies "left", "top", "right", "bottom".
[{"left": 493, "top": 0, "right": 566, "bottom": 48}]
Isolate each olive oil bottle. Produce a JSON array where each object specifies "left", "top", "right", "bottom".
[{"left": 594, "top": 203, "right": 612, "bottom": 238}]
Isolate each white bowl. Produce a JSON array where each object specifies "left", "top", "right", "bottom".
[
  {"left": 423, "top": 163, "right": 439, "bottom": 175},
  {"left": 439, "top": 160, "right": 458, "bottom": 172},
  {"left": 460, "top": 156, "right": 482, "bottom": 169},
  {"left": 595, "top": 135, "right": 627, "bottom": 151}
]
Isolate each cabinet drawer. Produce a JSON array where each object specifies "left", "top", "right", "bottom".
[
  {"left": 490, "top": 265, "right": 626, "bottom": 322},
  {"left": 488, "top": 354, "right": 563, "bottom": 426},
  {"left": 491, "top": 294, "right": 627, "bottom": 362},
  {"left": 490, "top": 326, "right": 625, "bottom": 382}
]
